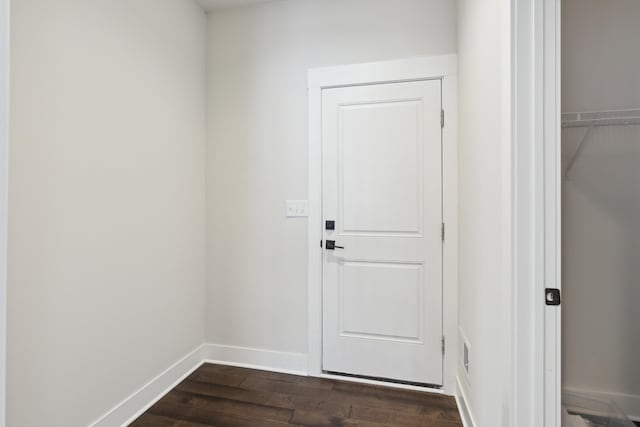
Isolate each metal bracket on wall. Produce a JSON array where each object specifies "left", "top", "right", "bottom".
[
  {"left": 565, "top": 120, "right": 595, "bottom": 179},
  {"left": 563, "top": 109, "right": 640, "bottom": 178}
]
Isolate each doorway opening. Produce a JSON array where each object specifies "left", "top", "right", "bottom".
[{"left": 560, "top": 1, "right": 640, "bottom": 425}]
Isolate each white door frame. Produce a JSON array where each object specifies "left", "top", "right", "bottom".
[
  {"left": 0, "top": 0, "right": 9, "bottom": 425},
  {"left": 307, "top": 55, "right": 458, "bottom": 394},
  {"left": 511, "top": 0, "right": 561, "bottom": 426},
  {"left": 541, "top": 1, "right": 562, "bottom": 425}
]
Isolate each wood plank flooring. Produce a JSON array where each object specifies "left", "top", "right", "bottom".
[{"left": 130, "top": 364, "right": 462, "bottom": 427}]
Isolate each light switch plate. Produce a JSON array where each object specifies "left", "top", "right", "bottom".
[{"left": 286, "top": 200, "right": 308, "bottom": 217}]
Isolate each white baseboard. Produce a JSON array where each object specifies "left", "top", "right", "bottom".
[
  {"left": 90, "top": 345, "right": 205, "bottom": 427},
  {"left": 88, "top": 343, "right": 306, "bottom": 427},
  {"left": 203, "top": 343, "right": 308, "bottom": 376},
  {"left": 564, "top": 386, "right": 640, "bottom": 422},
  {"left": 456, "top": 376, "right": 476, "bottom": 427},
  {"left": 89, "top": 343, "right": 462, "bottom": 427}
]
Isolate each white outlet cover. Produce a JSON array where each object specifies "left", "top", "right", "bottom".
[{"left": 286, "top": 200, "right": 308, "bottom": 217}]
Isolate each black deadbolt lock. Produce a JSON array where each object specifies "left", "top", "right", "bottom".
[{"left": 325, "top": 220, "right": 335, "bottom": 230}]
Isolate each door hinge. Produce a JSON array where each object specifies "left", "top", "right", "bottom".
[
  {"left": 441, "top": 223, "right": 445, "bottom": 241},
  {"left": 441, "top": 109, "right": 445, "bottom": 128},
  {"left": 441, "top": 336, "right": 445, "bottom": 356}
]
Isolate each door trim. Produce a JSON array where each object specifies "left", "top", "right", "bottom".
[
  {"left": 511, "top": 0, "right": 561, "bottom": 425},
  {"left": 542, "top": 2, "right": 562, "bottom": 425},
  {"left": 307, "top": 56, "right": 458, "bottom": 394}
]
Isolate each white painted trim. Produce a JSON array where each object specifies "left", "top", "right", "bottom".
[
  {"left": 308, "top": 55, "right": 457, "bottom": 89},
  {"left": 0, "top": 0, "right": 8, "bottom": 425},
  {"left": 90, "top": 345, "right": 205, "bottom": 427},
  {"left": 307, "top": 84, "right": 322, "bottom": 378},
  {"left": 320, "top": 373, "right": 445, "bottom": 395},
  {"left": 563, "top": 388, "right": 640, "bottom": 422},
  {"left": 456, "top": 376, "right": 477, "bottom": 427},
  {"left": 441, "top": 69, "right": 458, "bottom": 395},
  {"left": 204, "top": 343, "right": 308, "bottom": 376},
  {"left": 502, "top": 2, "right": 515, "bottom": 427},
  {"left": 511, "top": 0, "right": 545, "bottom": 426},
  {"left": 542, "top": 2, "right": 562, "bottom": 427},
  {"left": 511, "top": 0, "right": 562, "bottom": 426},
  {"left": 203, "top": 343, "right": 446, "bottom": 394},
  {"left": 307, "top": 55, "right": 458, "bottom": 394},
  {"left": 85, "top": 341, "right": 467, "bottom": 427}
]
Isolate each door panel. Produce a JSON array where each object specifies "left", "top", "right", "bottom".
[
  {"left": 322, "top": 80, "right": 443, "bottom": 385},
  {"left": 340, "top": 100, "right": 422, "bottom": 234},
  {"left": 340, "top": 261, "right": 423, "bottom": 342}
]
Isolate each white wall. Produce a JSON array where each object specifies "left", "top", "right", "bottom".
[
  {"left": 562, "top": 0, "right": 640, "bottom": 418},
  {"left": 205, "top": 0, "right": 457, "bottom": 354},
  {"left": 8, "top": 1, "right": 207, "bottom": 426},
  {"left": 457, "top": 0, "right": 511, "bottom": 426}
]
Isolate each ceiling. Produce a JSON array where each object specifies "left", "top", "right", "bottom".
[{"left": 195, "top": 0, "right": 275, "bottom": 12}]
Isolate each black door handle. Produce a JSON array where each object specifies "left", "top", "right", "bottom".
[{"left": 325, "top": 240, "right": 344, "bottom": 250}]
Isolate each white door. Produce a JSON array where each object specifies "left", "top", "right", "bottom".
[{"left": 322, "top": 79, "right": 443, "bottom": 385}]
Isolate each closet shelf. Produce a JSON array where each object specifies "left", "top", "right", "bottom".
[
  {"left": 562, "top": 108, "right": 640, "bottom": 128},
  {"left": 562, "top": 109, "right": 640, "bottom": 179}
]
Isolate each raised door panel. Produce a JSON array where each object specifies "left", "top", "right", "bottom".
[{"left": 339, "top": 100, "right": 423, "bottom": 235}]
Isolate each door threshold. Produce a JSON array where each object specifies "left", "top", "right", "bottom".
[{"left": 321, "top": 371, "right": 444, "bottom": 394}]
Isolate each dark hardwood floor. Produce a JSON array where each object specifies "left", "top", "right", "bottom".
[{"left": 130, "top": 364, "right": 463, "bottom": 427}]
